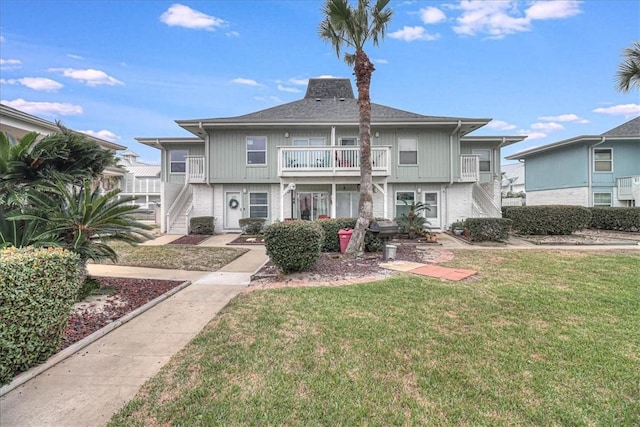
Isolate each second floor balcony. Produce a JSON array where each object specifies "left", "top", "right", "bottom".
[
  {"left": 278, "top": 146, "right": 391, "bottom": 177},
  {"left": 617, "top": 175, "right": 640, "bottom": 200}
]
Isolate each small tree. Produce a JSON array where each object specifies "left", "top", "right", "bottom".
[
  {"left": 395, "top": 201, "right": 431, "bottom": 239},
  {"left": 616, "top": 41, "right": 640, "bottom": 93}
]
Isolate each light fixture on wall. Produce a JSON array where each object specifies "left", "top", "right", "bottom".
[
  {"left": 243, "top": 187, "right": 247, "bottom": 194},
  {"left": 374, "top": 131, "right": 380, "bottom": 138},
  {"left": 284, "top": 132, "right": 289, "bottom": 138},
  {"left": 417, "top": 188, "right": 422, "bottom": 194}
]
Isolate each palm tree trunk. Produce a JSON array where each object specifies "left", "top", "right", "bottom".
[{"left": 345, "top": 49, "right": 375, "bottom": 256}]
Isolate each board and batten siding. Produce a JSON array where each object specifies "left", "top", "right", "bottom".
[
  {"left": 162, "top": 143, "right": 205, "bottom": 185},
  {"left": 525, "top": 144, "right": 588, "bottom": 191}
]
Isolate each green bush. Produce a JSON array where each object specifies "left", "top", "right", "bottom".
[
  {"left": 505, "top": 205, "right": 592, "bottom": 235},
  {"left": 263, "top": 221, "right": 324, "bottom": 273},
  {"left": 238, "top": 218, "right": 266, "bottom": 235},
  {"left": 0, "top": 247, "right": 80, "bottom": 385},
  {"left": 589, "top": 207, "right": 640, "bottom": 232},
  {"left": 315, "top": 218, "right": 384, "bottom": 253},
  {"left": 190, "top": 216, "right": 215, "bottom": 235},
  {"left": 465, "top": 218, "right": 512, "bottom": 242}
]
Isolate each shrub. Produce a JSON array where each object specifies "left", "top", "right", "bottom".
[
  {"left": 190, "top": 216, "right": 215, "bottom": 235},
  {"left": 263, "top": 221, "right": 324, "bottom": 273},
  {"left": 0, "top": 247, "right": 80, "bottom": 385},
  {"left": 465, "top": 218, "right": 513, "bottom": 242},
  {"left": 238, "top": 218, "right": 266, "bottom": 235},
  {"left": 316, "top": 218, "right": 384, "bottom": 253},
  {"left": 505, "top": 205, "right": 592, "bottom": 235},
  {"left": 589, "top": 207, "right": 640, "bottom": 232}
]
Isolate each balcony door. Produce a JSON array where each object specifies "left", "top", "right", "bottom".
[
  {"left": 292, "top": 138, "right": 326, "bottom": 168},
  {"left": 297, "top": 192, "right": 329, "bottom": 220}
]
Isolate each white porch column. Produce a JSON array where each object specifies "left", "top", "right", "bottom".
[
  {"left": 331, "top": 183, "right": 336, "bottom": 218},
  {"left": 280, "top": 182, "right": 285, "bottom": 220},
  {"left": 331, "top": 126, "right": 336, "bottom": 146}
]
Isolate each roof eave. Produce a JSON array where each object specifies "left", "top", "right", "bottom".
[{"left": 504, "top": 135, "right": 638, "bottom": 160}]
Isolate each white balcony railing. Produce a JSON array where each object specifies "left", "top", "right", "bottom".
[
  {"left": 460, "top": 155, "right": 479, "bottom": 182},
  {"left": 617, "top": 175, "right": 640, "bottom": 200},
  {"left": 278, "top": 146, "right": 390, "bottom": 176},
  {"left": 186, "top": 155, "right": 205, "bottom": 183}
]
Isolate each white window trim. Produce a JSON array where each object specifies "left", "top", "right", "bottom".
[
  {"left": 248, "top": 191, "right": 269, "bottom": 219},
  {"left": 593, "top": 191, "right": 612, "bottom": 207},
  {"left": 395, "top": 190, "right": 416, "bottom": 216},
  {"left": 339, "top": 137, "right": 359, "bottom": 146},
  {"left": 472, "top": 148, "right": 492, "bottom": 173},
  {"left": 169, "top": 149, "right": 187, "bottom": 175},
  {"left": 398, "top": 138, "right": 418, "bottom": 166},
  {"left": 246, "top": 136, "right": 267, "bottom": 166},
  {"left": 292, "top": 137, "right": 327, "bottom": 146},
  {"left": 593, "top": 147, "right": 613, "bottom": 173}
]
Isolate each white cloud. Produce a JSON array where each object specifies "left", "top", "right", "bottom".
[
  {"left": 80, "top": 129, "right": 120, "bottom": 142},
  {"left": 160, "top": 4, "right": 226, "bottom": 31},
  {"left": 538, "top": 113, "right": 589, "bottom": 123},
  {"left": 486, "top": 119, "right": 517, "bottom": 130},
  {"left": 593, "top": 104, "right": 640, "bottom": 116},
  {"left": 277, "top": 84, "right": 301, "bottom": 93},
  {"left": 526, "top": 1, "right": 582, "bottom": 20},
  {"left": 530, "top": 122, "right": 564, "bottom": 132},
  {"left": 389, "top": 26, "right": 440, "bottom": 41},
  {"left": 226, "top": 31, "right": 240, "bottom": 38},
  {"left": 374, "top": 58, "right": 389, "bottom": 64},
  {"left": 1, "top": 77, "right": 63, "bottom": 92},
  {"left": 453, "top": 0, "right": 582, "bottom": 39},
  {"left": 67, "top": 54, "right": 84, "bottom": 60},
  {"left": 1, "top": 98, "right": 83, "bottom": 116},
  {"left": 0, "top": 58, "right": 22, "bottom": 70},
  {"left": 288, "top": 78, "right": 309, "bottom": 86},
  {"left": 518, "top": 129, "right": 547, "bottom": 140},
  {"left": 49, "top": 68, "right": 123, "bottom": 86},
  {"left": 232, "top": 78, "right": 260, "bottom": 86},
  {"left": 0, "top": 35, "right": 4, "bottom": 43},
  {"left": 420, "top": 6, "right": 446, "bottom": 24}
]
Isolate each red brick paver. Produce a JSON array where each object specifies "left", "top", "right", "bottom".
[{"left": 409, "top": 264, "right": 476, "bottom": 281}]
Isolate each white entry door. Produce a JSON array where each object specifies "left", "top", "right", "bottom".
[
  {"left": 423, "top": 191, "right": 440, "bottom": 229},
  {"left": 225, "top": 191, "right": 242, "bottom": 229}
]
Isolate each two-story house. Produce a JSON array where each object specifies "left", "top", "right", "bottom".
[
  {"left": 0, "top": 103, "right": 126, "bottom": 190},
  {"left": 506, "top": 116, "right": 640, "bottom": 207},
  {"left": 118, "top": 150, "right": 161, "bottom": 209},
  {"left": 138, "top": 78, "right": 525, "bottom": 234}
]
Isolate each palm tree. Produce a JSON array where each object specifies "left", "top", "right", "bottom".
[
  {"left": 616, "top": 41, "right": 640, "bottom": 93},
  {"left": 319, "top": 0, "right": 392, "bottom": 255}
]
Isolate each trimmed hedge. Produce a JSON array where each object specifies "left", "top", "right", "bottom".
[
  {"left": 239, "top": 218, "right": 266, "bottom": 235},
  {"left": 263, "top": 221, "right": 324, "bottom": 273},
  {"left": 589, "top": 207, "right": 640, "bottom": 232},
  {"left": 465, "top": 218, "right": 513, "bottom": 242},
  {"left": 190, "top": 216, "right": 215, "bottom": 235},
  {"left": 315, "top": 218, "right": 384, "bottom": 253},
  {"left": 505, "top": 205, "right": 592, "bottom": 235},
  {"left": 1, "top": 247, "right": 80, "bottom": 385}
]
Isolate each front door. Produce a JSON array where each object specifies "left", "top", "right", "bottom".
[
  {"left": 225, "top": 191, "right": 242, "bottom": 229},
  {"left": 423, "top": 191, "right": 440, "bottom": 229}
]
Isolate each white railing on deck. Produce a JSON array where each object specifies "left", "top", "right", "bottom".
[
  {"left": 460, "top": 155, "right": 479, "bottom": 182},
  {"left": 617, "top": 176, "right": 640, "bottom": 200},
  {"left": 186, "top": 155, "right": 205, "bottom": 183},
  {"left": 278, "top": 146, "right": 390, "bottom": 175}
]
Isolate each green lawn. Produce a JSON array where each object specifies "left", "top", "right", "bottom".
[
  {"left": 104, "top": 243, "right": 248, "bottom": 271},
  {"left": 110, "top": 250, "right": 639, "bottom": 426}
]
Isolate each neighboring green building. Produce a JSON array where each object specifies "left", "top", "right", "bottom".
[
  {"left": 138, "top": 78, "right": 524, "bottom": 234},
  {"left": 506, "top": 117, "right": 640, "bottom": 208}
]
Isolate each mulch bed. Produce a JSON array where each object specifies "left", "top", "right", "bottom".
[
  {"left": 168, "top": 234, "right": 211, "bottom": 245},
  {"left": 62, "top": 277, "right": 184, "bottom": 350},
  {"left": 227, "top": 235, "right": 265, "bottom": 245}
]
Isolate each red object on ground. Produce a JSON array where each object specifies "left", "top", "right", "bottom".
[{"left": 338, "top": 228, "right": 353, "bottom": 253}]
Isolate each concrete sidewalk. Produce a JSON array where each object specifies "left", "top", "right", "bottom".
[{"left": 0, "top": 235, "right": 269, "bottom": 427}]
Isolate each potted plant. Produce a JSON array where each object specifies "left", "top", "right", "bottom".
[{"left": 451, "top": 220, "right": 465, "bottom": 236}]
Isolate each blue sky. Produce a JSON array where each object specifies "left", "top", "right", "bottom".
[{"left": 1, "top": 0, "right": 638, "bottom": 165}]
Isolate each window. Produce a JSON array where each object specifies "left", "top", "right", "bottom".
[
  {"left": 594, "top": 148, "right": 612, "bottom": 172},
  {"left": 249, "top": 192, "right": 269, "bottom": 218},
  {"left": 340, "top": 137, "right": 358, "bottom": 146},
  {"left": 473, "top": 149, "right": 491, "bottom": 172},
  {"left": 398, "top": 138, "right": 417, "bottom": 165},
  {"left": 593, "top": 192, "right": 612, "bottom": 207},
  {"left": 170, "top": 150, "right": 187, "bottom": 173},
  {"left": 247, "top": 136, "right": 267, "bottom": 165},
  {"left": 396, "top": 191, "right": 415, "bottom": 218},
  {"left": 337, "top": 191, "right": 360, "bottom": 217}
]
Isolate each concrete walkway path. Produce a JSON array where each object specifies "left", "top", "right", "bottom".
[{"left": 0, "top": 235, "right": 269, "bottom": 427}]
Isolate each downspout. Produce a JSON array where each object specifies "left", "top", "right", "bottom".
[
  {"left": 445, "top": 120, "right": 462, "bottom": 229},
  {"left": 157, "top": 139, "right": 167, "bottom": 233},
  {"left": 588, "top": 137, "right": 606, "bottom": 206}
]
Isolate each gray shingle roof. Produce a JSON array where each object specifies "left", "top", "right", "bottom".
[
  {"left": 601, "top": 116, "right": 640, "bottom": 136},
  {"left": 180, "top": 78, "right": 487, "bottom": 125}
]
